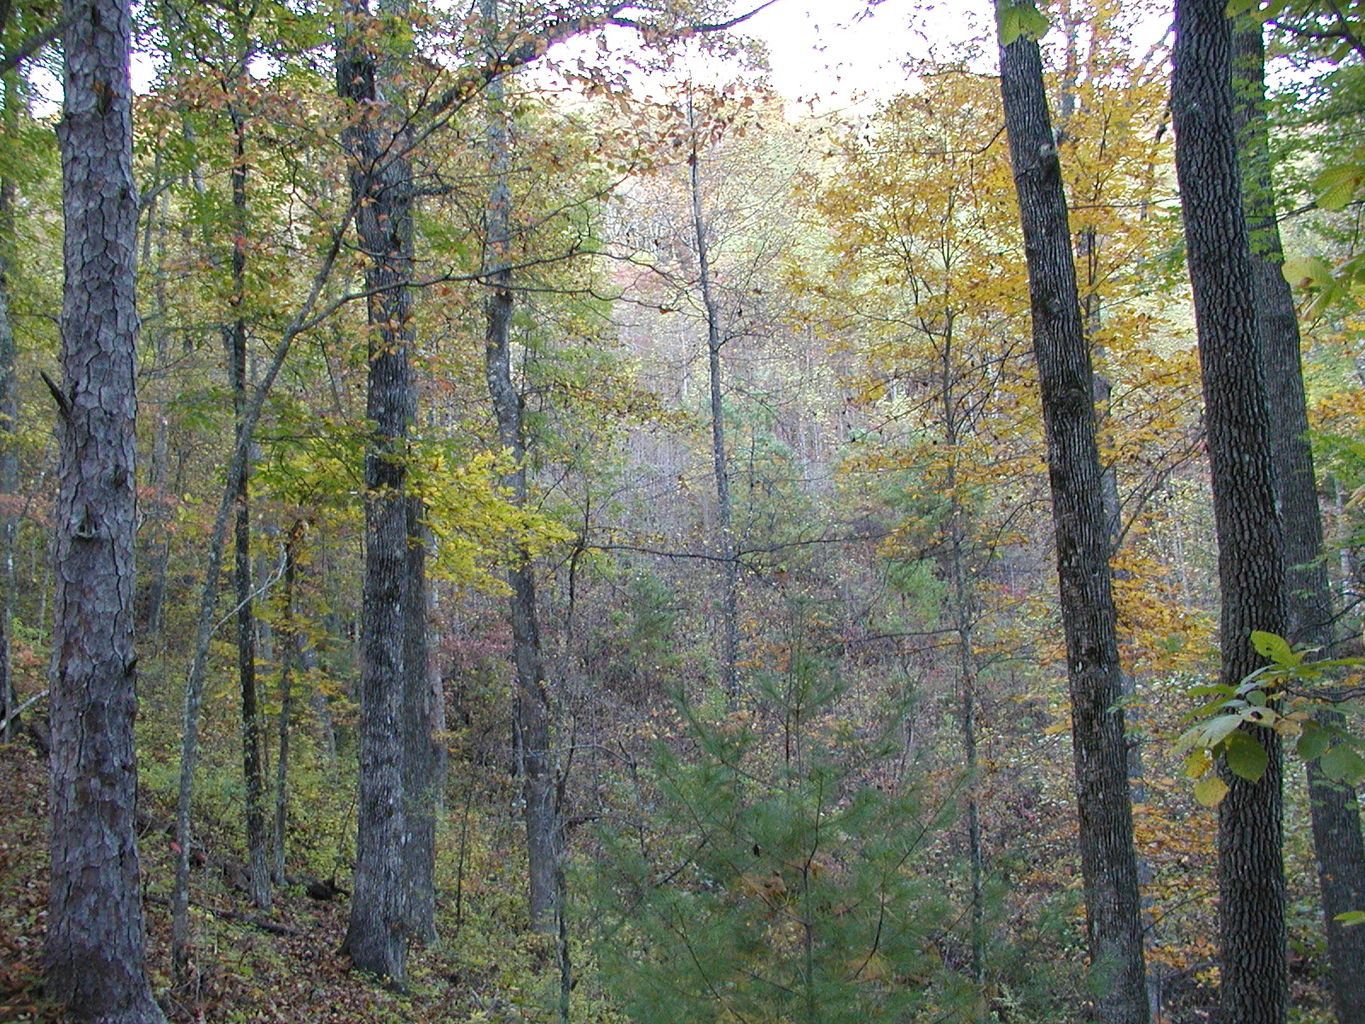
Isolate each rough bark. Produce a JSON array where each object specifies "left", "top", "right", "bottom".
[
  {"left": 997, "top": 23, "right": 1149, "bottom": 1024},
  {"left": 402, "top": 492, "right": 440, "bottom": 944},
  {"left": 44, "top": 0, "right": 165, "bottom": 1018},
  {"left": 338, "top": 0, "right": 436, "bottom": 977},
  {"left": 1171, "top": 3, "right": 1289, "bottom": 1022},
  {"left": 481, "top": 16, "right": 561, "bottom": 929},
  {"left": 1233, "top": 25, "right": 1365, "bottom": 1024},
  {"left": 686, "top": 98, "right": 741, "bottom": 707}
]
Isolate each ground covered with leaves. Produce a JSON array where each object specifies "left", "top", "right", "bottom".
[{"left": 0, "top": 739, "right": 585, "bottom": 1024}]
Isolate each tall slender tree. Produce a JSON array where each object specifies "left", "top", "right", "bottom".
[
  {"left": 995, "top": 9, "right": 1149, "bottom": 1023},
  {"left": 684, "top": 90, "right": 741, "bottom": 708},
  {"left": 44, "top": 0, "right": 166, "bottom": 1018},
  {"left": 0, "top": 68, "right": 20, "bottom": 745},
  {"left": 1233, "top": 24, "right": 1365, "bottom": 1023},
  {"left": 1172, "top": 1, "right": 1289, "bottom": 1021},
  {"left": 481, "top": 0, "right": 561, "bottom": 931},
  {"left": 222, "top": 25, "right": 272, "bottom": 913}
]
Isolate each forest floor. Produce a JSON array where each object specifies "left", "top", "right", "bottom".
[{"left": 0, "top": 738, "right": 567, "bottom": 1024}]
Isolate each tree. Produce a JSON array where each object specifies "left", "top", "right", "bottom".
[
  {"left": 338, "top": 0, "right": 439, "bottom": 979},
  {"left": 0, "top": 65, "right": 20, "bottom": 745},
  {"left": 1171, "top": 1, "right": 1289, "bottom": 1021},
  {"left": 1232, "top": 22, "right": 1365, "bottom": 1023},
  {"left": 683, "top": 87, "right": 742, "bottom": 708},
  {"left": 591, "top": 662, "right": 981, "bottom": 1024},
  {"left": 480, "top": 0, "right": 562, "bottom": 933},
  {"left": 43, "top": 0, "right": 166, "bottom": 1018},
  {"left": 995, "top": 9, "right": 1149, "bottom": 1022}
]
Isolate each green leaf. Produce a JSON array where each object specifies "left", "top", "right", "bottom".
[
  {"left": 1251, "top": 630, "right": 1299, "bottom": 667},
  {"left": 1194, "top": 774, "right": 1229, "bottom": 808},
  {"left": 1182, "top": 713, "right": 1244, "bottom": 751},
  {"left": 997, "top": 0, "right": 1049, "bottom": 44},
  {"left": 1315, "top": 163, "right": 1365, "bottom": 212},
  {"left": 998, "top": 6, "right": 1022, "bottom": 45},
  {"left": 1298, "top": 721, "right": 1331, "bottom": 761},
  {"left": 1281, "top": 255, "right": 1335, "bottom": 291},
  {"left": 1184, "top": 750, "right": 1213, "bottom": 779},
  {"left": 1320, "top": 745, "right": 1365, "bottom": 784},
  {"left": 1224, "top": 731, "right": 1269, "bottom": 782},
  {"left": 1335, "top": 910, "right": 1365, "bottom": 927}
]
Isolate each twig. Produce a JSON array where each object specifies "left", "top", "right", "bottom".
[{"left": 0, "top": 688, "right": 48, "bottom": 734}]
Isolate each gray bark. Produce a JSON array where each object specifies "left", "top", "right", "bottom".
[
  {"left": 1233, "top": 26, "right": 1365, "bottom": 1024},
  {"left": 997, "top": 21, "right": 1149, "bottom": 1024},
  {"left": 686, "top": 98, "right": 741, "bottom": 708},
  {"left": 481, "top": 11, "right": 561, "bottom": 929},
  {"left": 1172, "top": 2, "right": 1289, "bottom": 1021},
  {"left": 44, "top": 0, "right": 165, "bottom": 1018},
  {"left": 936, "top": 314, "right": 986, "bottom": 994},
  {"left": 338, "top": 0, "right": 438, "bottom": 977}
]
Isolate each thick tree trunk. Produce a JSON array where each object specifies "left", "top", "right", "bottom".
[
  {"left": 44, "top": 0, "right": 165, "bottom": 1019},
  {"left": 338, "top": 0, "right": 436, "bottom": 977},
  {"left": 1172, "top": 3, "right": 1289, "bottom": 1022},
  {"left": 481, "top": 22, "right": 561, "bottom": 929},
  {"left": 997, "top": 23, "right": 1149, "bottom": 1024},
  {"left": 1233, "top": 26, "right": 1365, "bottom": 1024},
  {"left": 403, "top": 493, "right": 441, "bottom": 943},
  {"left": 686, "top": 99, "right": 740, "bottom": 707}
]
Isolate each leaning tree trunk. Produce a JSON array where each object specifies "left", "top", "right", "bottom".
[
  {"left": 996, "top": 19, "right": 1149, "bottom": 1024},
  {"left": 44, "top": 0, "right": 166, "bottom": 1019},
  {"left": 1233, "top": 25, "right": 1365, "bottom": 1024},
  {"left": 1172, "top": 3, "right": 1289, "bottom": 1023},
  {"left": 481, "top": 10, "right": 561, "bottom": 930}
]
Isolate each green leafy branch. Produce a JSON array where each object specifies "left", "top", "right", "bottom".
[
  {"left": 1176, "top": 630, "right": 1365, "bottom": 808},
  {"left": 995, "top": 0, "right": 1050, "bottom": 45}
]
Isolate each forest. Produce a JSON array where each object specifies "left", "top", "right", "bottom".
[{"left": 1, "top": 0, "right": 1364, "bottom": 1021}]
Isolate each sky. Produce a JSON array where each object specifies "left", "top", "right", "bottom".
[{"left": 736, "top": 0, "right": 996, "bottom": 105}]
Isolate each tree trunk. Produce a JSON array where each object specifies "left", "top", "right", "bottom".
[
  {"left": 1171, "top": 3, "right": 1289, "bottom": 1022},
  {"left": 481, "top": 10, "right": 561, "bottom": 930},
  {"left": 338, "top": 0, "right": 436, "bottom": 978},
  {"left": 996, "top": 21, "right": 1149, "bottom": 1024},
  {"left": 938, "top": 315, "right": 986, "bottom": 997},
  {"left": 686, "top": 96, "right": 741, "bottom": 708},
  {"left": 273, "top": 524, "right": 301, "bottom": 883},
  {"left": 167, "top": 165, "right": 350, "bottom": 995},
  {"left": 1233, "top": 25, "right": 1365, "bottom": 1024},
  {"left": 45, "top": 0, "right": 165, "bottom": 1019},
  {"left": 226, "top": 102, "right": 271, "bottom": 913},
  {"left": 403, "top": 493, "right": 441, "bottom": 944},
  {"left": 0, "top": 93, "right": 18, "bottom": 745}
]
